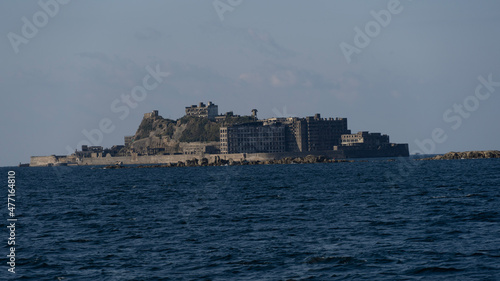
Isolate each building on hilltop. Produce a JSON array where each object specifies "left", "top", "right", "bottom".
[
  {"left": 185, "top": 101, "right": 218, "bottom": 119},
  {"left": 220, "top": 122, "right": 285, "bottom": 154},
  {"left": 215, "top": 111, "right": 240, "bottom": 123},
  {"left": 251, "top": 109, "right": 258, "bottom": 120},
  {"left": 144, "top": 110, "right": 159, "bottom": 118}
]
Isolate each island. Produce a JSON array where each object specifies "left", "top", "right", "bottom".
[{"left": 29, "top": 101, "right": 409, "bottom": 167}]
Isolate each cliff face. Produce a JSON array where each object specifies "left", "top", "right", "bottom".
[
  {"left": 134, "top": 115, "right": 177, "bottom": 140},
  {"left": 177, "top": 116, "right": 221, "bottom": 142},
  {"left": 125, "top": 113, "right": 255, "bottom": 155}
]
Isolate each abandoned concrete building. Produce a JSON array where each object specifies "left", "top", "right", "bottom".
[
  {"left": 341, "top": 131, "right": 390, "bottom": 148},
  {"left": 220, "top": 122, "right": 285, "bottom": 154},
  {"left": 185, "top": 101, "right": 218, "bottom": 119},
  {"left": 75, "top": 145, "right": 124, "bottom": 158},
  {"left": 215, "top": 111, "right": 240, "bottom": 123},
  {"left": 334, "top": 131, "right": 409, "bottom": 157},
  {"left": 144, "top": 110, "right": 159, "bottom": 119},
  {"left": 221, "top": 114, "right": 351, "bottom": 154}
]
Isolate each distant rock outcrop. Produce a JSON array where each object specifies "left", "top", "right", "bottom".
[{"left": 421, "top": 150, "right": 500, "bottom": 160}]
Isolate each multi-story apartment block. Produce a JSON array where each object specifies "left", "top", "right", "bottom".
[
  {"left": 262, "top": 114, "right": 350, "bottom": 152},
  {"left": 304, "top": 114, "right": 350, "bottom": 151},
  {"left": 220, "top": 114, "right": 351, "bottom": 154},
  {"left": 220, "top": 122, "right": 285, "bottom": 154}
]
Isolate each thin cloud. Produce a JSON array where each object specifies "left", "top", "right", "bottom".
[
  {"left": 238, "top": 62, "right": 339, "bottom": 90},
  {"left": 199, "top": 22, "right": 297, "bottom": 60}
]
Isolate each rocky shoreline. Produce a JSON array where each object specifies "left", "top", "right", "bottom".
[
  {"left": 102, "top": 155, "right": 365, "bottom": 169},
  {"left": 420, "top": 150, "right": 500, "bottom": 161}
]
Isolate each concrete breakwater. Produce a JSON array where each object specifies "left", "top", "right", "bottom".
[{"left": 420, "top": 150, "right": 500, "bottom": 160}]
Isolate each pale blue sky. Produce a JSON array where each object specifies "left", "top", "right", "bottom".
[{"left": 1, "top": 0, "right": 500, "bottom": 166}]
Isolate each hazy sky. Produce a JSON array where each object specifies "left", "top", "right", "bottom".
[{"left": 1, "top": 0, "right": 500, "bottom": 166}]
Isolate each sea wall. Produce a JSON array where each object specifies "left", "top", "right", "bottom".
[
  {"left": 340, "top": 144, "right": 409, "bottom": 158},
  {"left": 30, "top": 156, "right": 58, "bottom": 167},
  {"left": 79, "top": 150, "right": 346, "bottom": 166},
  {"left": 30, "top": 150, "right": 346, "bottom": 167},
  {"left": 30, "top": 155, "right": 77, "bottom": 167}
]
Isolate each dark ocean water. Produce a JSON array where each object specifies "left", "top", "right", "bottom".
[{"left": 2, "top": 158, "right": 500, "bottom": 280}]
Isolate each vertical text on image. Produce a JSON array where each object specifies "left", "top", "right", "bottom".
[{"left": 7, "top": 170, "right": 17, "bottom": 274}]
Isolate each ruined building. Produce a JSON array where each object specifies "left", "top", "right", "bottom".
[
  {"left": 334, "top": 130, "right": 409, "bottom": 157},
  {"left": 220, "top": 122, "right": 285, "bottom": 154},
  {"left": 341, "top": 131, "right": 390, "bottom": 148},
  {"left": 221, "top": 114, "right": 351, "bottom": 154},
  {"left": 185, "top": 101, "right": 218, "bottom": 119}
]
